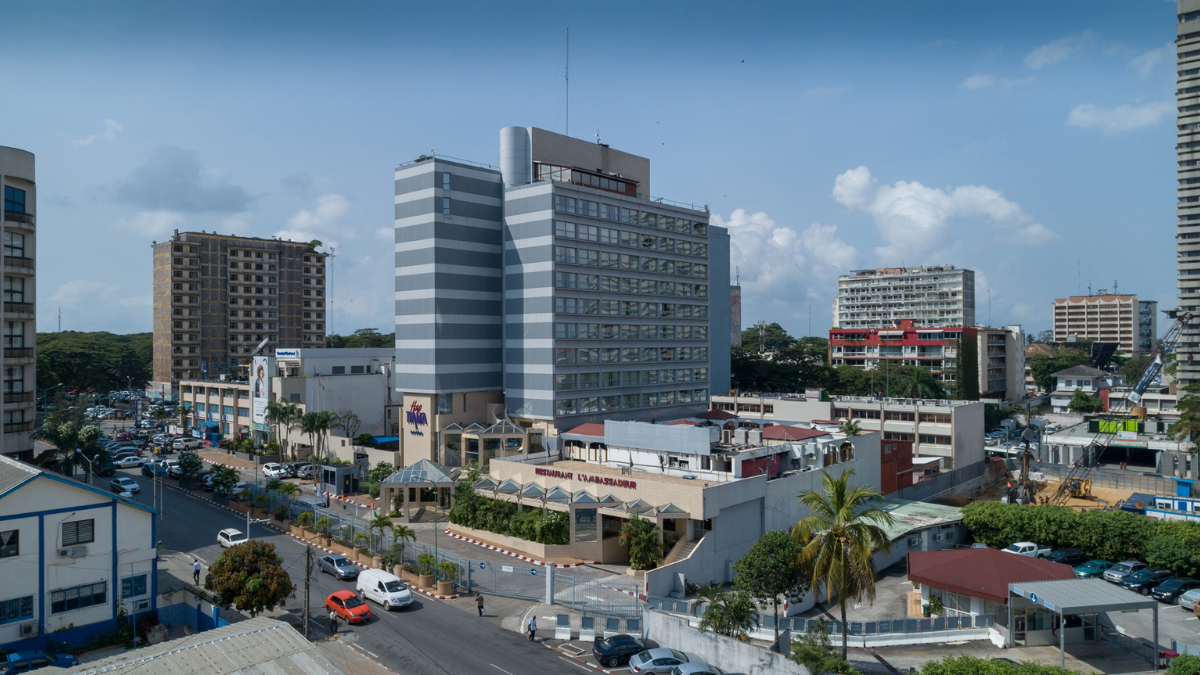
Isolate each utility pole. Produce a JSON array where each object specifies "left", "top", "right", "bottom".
[{"left": 303, "top": 543, "right": 312, "bottom": 640}]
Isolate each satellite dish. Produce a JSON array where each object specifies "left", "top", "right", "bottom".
[
  {"left": 1135, "top": 501, "right": 1146, "bottom": 510},
  {"left": 1021, "top": 428, "right": 1035, "bottom": 442}
]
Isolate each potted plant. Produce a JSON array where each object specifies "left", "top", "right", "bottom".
[
  {"left": 436, "top": 561, "right": 458, "bottom": 596},
  {"left": 380, "top": 544, "right": 401, "bottom": 573},
  {"left": 926, "top": 595, "right": 943, "bottom": 618},
  {"left": 295, "top": 511, "right": 313, "bottom": 537},
  {"left": 353, "top": 532, "right": 371, "bottom": 561},
  {"left": 401, "top": 563, "right": 420, "bottom": 584},
  {"left": 314, "top": 517, "right": 332, "bottom": 546},
  {"left": 417, "top": 553, "right": 436, "bottom": 589}
]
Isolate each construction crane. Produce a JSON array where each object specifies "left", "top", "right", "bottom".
[{"left": 1046, "top": 312, "right": 1192, "bottom": 506}]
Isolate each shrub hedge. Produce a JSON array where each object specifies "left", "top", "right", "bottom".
[{"left": 448, "top": 490, "right": 569, "bottom": 545}]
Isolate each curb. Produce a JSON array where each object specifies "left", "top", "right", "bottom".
[
  {"left": 345, "top": 642, "right": 402, "bottom": 675},
  {"left": 547, "top": 644, "right": 613, "bottom": 673},
  {"left": 442, "top": 530, "right": 597, "bottom": 568}
]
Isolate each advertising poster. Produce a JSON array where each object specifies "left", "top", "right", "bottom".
[{"left": 252, "top": 355, "right": 274, "bottom": 425}]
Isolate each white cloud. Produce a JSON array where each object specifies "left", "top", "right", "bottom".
[
  {"left": 1129, "top": 42, "right": 1173, "bottom": 78},
  {"left": 72, "top": 119, "right": 123, "bottom": 147},
  {"left": 275, "top": 194, "right": 349, "bottom": 249},
  {"left": 49, "top": 280, "right": 118, "bottom": 305},
  {"left": 1025, "top": 31, "right": 1093, "bottom": 70},
  {"left": 119, "top": 295, "right": 152, "bottom": 307},
  {"left": 117, "top": 210, "right": 185, "bottom": 236},
  {"left": 832, "top": 166, "right": 1057, "bottom": 263},
  {"left": 714, "top": 209, "right": 856, "bottom": 304},
  {"left": 374, "top": 227, "right": 393, "bottom": 241},
  {"left": 1066, "top": 101, "right": 1174, "bottom": 134},
  {"left": 960, "top": 74, "right": 1035, "bottom": 89}
]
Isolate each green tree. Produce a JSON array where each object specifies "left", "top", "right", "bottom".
[
  {"left": 337, "top": 411, "right": 362, "bottom": 442},
  {"left": 789, "top": 618, "right": 860, "bottom": 675},
  {"left": 618, "top": 514, "right": 663, "bottom": 571},
  {"left": 326, "top": 328, "right": 395, "bottom": 349},
  {"left": 204, "top": 539, "right": 295, "bottom": 617},
  {"left": 178, "top": 403, "right": 193, "bottom": 435},
  {"left": 264, "top": 401, "right": 301, "bottom": 461},
  {"left": 210, "top": 465, "right": 240, "bottom": 497},
  {"left": 391, "top": 524, "right": 416, "bottom": 563},
  {"left": 1169, "top": 654, "right": 1200, "bottom": 675},
  {"left": 35, "top": 331, "right": 152, "bottom": 392},
  {"left": 1119, "top": 355, "right": 1150, "bottom": 385},
  {"left": 739, "top": 322, "right": 797, "bottom": 354},
  {"left": 793, "top": 469, "right": 895, "bottom": 660},
  {"left": 35, "top": 350, "right": 60, "bottom": 392},
  {"left": 696, "top": 588, "right": 759, "bottom": 641},
  {"left": 369, "top": 514, "right": 394, "bottom": 551},
  {"left": 733, "top": 530, "right": 807, "bottom": 646},
  {"left": 176, "top": 451, "right": 203, "bottom": 480},
  {"left": 1029, "top": 348, "right": 1090, "bottom": 392},
  {"left": 1172, "top": 381, "right": 1200, "bottom": 442},
  {"left": 1067, "top": 389, "right": 1104, "bottom": 414},
  {"left": 31, "top": 416, "right": 102, "bottom": 480},
  {"left": 839, "top": 420, "right": 861, "bottom": 437},
  {"left": 1147, "top": 536, "right": 1200, "bottom": 578}
]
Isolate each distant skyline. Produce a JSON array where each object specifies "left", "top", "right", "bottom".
[{"left": 3, "top": 0, "right": 1180, "bottom": 339}]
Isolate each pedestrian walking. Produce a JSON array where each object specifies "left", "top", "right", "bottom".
[
  {"left": 193, "top": 560, "right": 202, "bottom": 584},
  {"left": 527, "top": 616, "right": 536, "bottom": 641},
  {"left": 476, "top": 592, "right": 484, "bottom": 617},
  {"left": 329, "top": 610, "right": 339, "bottom": 634}
]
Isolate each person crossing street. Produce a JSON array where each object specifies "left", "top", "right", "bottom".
[{"left": 193, "top": 560, "right": 202, "bottom": 584}]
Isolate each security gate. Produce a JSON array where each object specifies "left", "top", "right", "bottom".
[
  {"left": 552, "top": 571, "right": 642, "bottom": 617},
  {"left": 467, "top": 561, "right": 545, "bottom": 601}
]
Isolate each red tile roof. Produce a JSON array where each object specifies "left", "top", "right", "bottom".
[
  {"left": 564, "top": 423, "right": 606, "bottom": 437},
  {"left": 697, "top": 409, "right": 738, "bottom": 420},
  {"left": 760, "top": 425, "right": 829, "bottom": 441},
  {"left": 907, "top": 549, "right": 1076, "bottom": 604}
]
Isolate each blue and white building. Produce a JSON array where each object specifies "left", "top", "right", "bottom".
[
  {"left": 392, "top": 128, "right": 731, "bottom": 467},
  {"left": 0, "top": 455, "right": 158, "bottom": 651}
]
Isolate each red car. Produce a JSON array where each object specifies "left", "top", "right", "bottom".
[{"left": 326, "top": 590, "right": 372, "bottom": 624}]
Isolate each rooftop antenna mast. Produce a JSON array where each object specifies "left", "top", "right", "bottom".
[
  {"left": 757, "top": 320, "right": 767, "bottom": 355},
  {"left": 565, "top": 28, "right": 569, "bottom": 137}
]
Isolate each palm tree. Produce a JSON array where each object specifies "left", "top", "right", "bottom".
[
  {"left": 696, "top": 589, "right": 759, "bottom": 641},
  {"left": 178, "top": 403, "right": 193, "bottom": 436},
  {"left": 839, "top": 420, "right": 861, "bottom": 437},
  {"left": 618, "top": 514, "right": 663, "bottom": 571},
  {"left": 301, "top": 412, "right": 319, "bottom": 463},
  {"left": 316, "top": 410, "right": 335, "bottom": 463},
  {"left": 792, "top": 468, "right": 895, "bottom": 660},
  {"left": 265, "top": 401, "right": 302, "bottom": 461},
  {"left": 391, "top": 524, "right": 416, "bottom": 564},
  {"left": 369, "top": 514, "right": 393, "bottom": 551},
  {"left": 691, "top": 582, "right": 724, "bottom": 617},
  {"left": 31, "top": 420, "right": 102, "bottom": 480}
]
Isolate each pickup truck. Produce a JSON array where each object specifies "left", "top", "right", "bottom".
[{"left": 1001, "top": 542, "right": 1051, "bottom": 558}]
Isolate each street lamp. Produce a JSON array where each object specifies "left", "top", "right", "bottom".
[{"left": 74, "top": 449, "right": 94, "bottom": 485}]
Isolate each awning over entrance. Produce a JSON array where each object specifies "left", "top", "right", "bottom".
[
  {"left": 1009, "top": 579, "right": 1161, "bottom": 669},
  {"left": 382, "top": 458, "right": 458, "bottom": 486}
]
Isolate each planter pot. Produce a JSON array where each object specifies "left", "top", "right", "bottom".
[
  {"left": 319, "top": 536, "right": 331, "bottom": 547},
  {"left": 437, "top": 579, "right": 454, "bottom": 596},
  {"left": 373, "top": 555, "right": 384, "bottom": 569},
  {"left": 392, "top": 565, "right": 404, "bottom": 577},
  {"left": 418, "top": 574, "right": 434, "bottom": 589}
]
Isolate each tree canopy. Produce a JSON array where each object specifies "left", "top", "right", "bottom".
[
  {"left": 204, "top": 539, "right": 295, "bottom": 617},
  {"left": 1173, "top": 381, "right": 1200, "bottom": 442},
  {"left": 36, "top": 332, "right": 152, "bottom": 392},
  {"left": 1028, "top": 347, "right": 1091, "bottom": 392},
  {"left": 733, "top": 530, "right": 807, "bottom": 645},
  {"left": 1066, "top": 389, "right": 1104, "bottom": 414},
  {"left": 326, "top": 328, "right": 393, "bottom": 348}
]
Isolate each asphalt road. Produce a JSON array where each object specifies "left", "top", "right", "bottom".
[{"left": 115, "top": 468, "right": 578, "bottom": 675}]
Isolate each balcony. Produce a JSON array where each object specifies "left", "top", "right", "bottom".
[
  {"left": 3, "top": 210, "right": 34, "bottom": 231},
  {"left": 3, "top": 347, "right": 32, "bottom": 361},
  {"left": 3, "top": 302, "right": 33, "bottom": 317},
  {"left": 5, "top": 392, "right": 33, "bottom": 404},
  {"left": 2, "top": 257, "right": 33, "bottom": 275},
  {"left": 4, "top": 421, "right": 32, "bottom": 433}
]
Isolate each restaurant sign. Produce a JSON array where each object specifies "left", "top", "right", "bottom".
[{"left": 535, "top": 467, "right": 637, "bottom": 489}]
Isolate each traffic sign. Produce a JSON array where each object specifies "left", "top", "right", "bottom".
[
  {"left": 1029, "top": 593, "right": 1038, "bottom": 605},
  {"left": 479, "top": 562, "right": 486, "bottom": 570},
  {"left": 531, "top": 568, "right": 538, "bottom": 576}
]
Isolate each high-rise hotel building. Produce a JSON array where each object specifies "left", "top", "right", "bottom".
[
  {"left": 394, "top": 127, "right": 731, "bottom": 465},
  {"left": 1178, "top": 0, "right": 1200, "bottom": 384},
  {"left": 832, "top": 266, "right": 975, "bottom": 330},
  {"left": 151, "top": 232, "right": 329, "bottom": 393},
  {"left": 0, "top": 147, "right": 36, "bottom": 460}
]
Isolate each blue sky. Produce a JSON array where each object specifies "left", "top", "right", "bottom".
[{"left": 3, "top": 0, "right": 1181, "bottom": 338}]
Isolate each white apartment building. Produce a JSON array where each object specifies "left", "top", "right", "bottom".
[
  {"left": 978, "top": 325, "right": 1026, "bottom": 401},
  {"left": 833, "top": 266, "right": 975, "bottom": 329},
  {"left": 0, "top": 455, "right": 157, "bottom": 652},
  {"left": 0, "top": 147, "right": 37, "bottom": 461},
  {"left": 1176, "top": 0, "right": 1200, "bottom": 384},
  {"left": 1051, "top": 295, "right": 1157, "bottom": 358},
  {"left": 709, "top": 392, "right": 985, "bottom": 470}
]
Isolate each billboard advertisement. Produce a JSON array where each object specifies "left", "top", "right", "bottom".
[{"left": 252, "top": 356, "right": 274, "bottom": 425}]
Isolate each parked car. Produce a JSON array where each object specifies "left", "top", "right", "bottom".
[
  {"left": 217, "top": 528, "right": 248, "bottom": 548},
  {"left": 1121, "top": 569, "right": 1173, "bottom": 595},
  {"left": 1074, "top": 560, "right": 1116, "bottom": 579},
  {"left": 95, "top": 462, "right": 117, "bottom": 478},
  {"left": 1044, "top": 549, "right": 1089, "bottom": 567},
  {"left": 356, "top": 569, "right": 413, "bottom": 610},
  {"left": 593, "top": 634, "right": 649, "bottom": 668},
  {"left": 283, "top": 461, "right": 308, "bottom": 477},
  {"left": 0, "top": 649, "right": 80, "bottom": 671},
  {"left": 110, "top": 477, "right": 140, "bottom": 494},
  {"left": 141, "top": 462, "right": 167, "bottom": 478},
  {"left": 671, "top": 663, "right": 727, "bottom": 675},
  {"left": 1151, "top": 577, "right": 1200, "bottom": 603},
  {"left": 262, "top": 463, "right": 286, "bottom": 478},
  {"left": 1001, "top": 542, "right": 1050, "bottom": 559},
  {"left": 201, "top": 474, "right": 216, "bottom": 491},
  {"left": 296, "top": 464, "right": 315, "bottom": 479},
  {"left": 319, "top": 554, "right": 360, "bottom": 580},
  {"left": 1104, "top": 560, "right": 1148, "bottom": 584},
  {"left": 629, "top": 649, "right": 698, "bottom": 675},
  {"left": 113, "top": 455, "right": 144, "bottom": 468},
  {"left": 173, "top": 438, "right": 202, "bottom": 451},
  {"left": 325, "top": 590, "right": 372, "bottom": 624},
  {"left": 1177, "top": 588, "right": 1200, "bottom": 611}
]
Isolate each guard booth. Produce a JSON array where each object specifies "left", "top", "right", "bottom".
[
  {"left": 320, "top": 464, "right": 360, "bottom": 497},
  {"left": 1008, "top": 579, "right": 1161, "bottom": 669}
]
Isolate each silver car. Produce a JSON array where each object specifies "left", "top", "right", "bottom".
[
  {"left": 672, "top": 664, "right": 727, "bottom": 675},
  {"left": 1104, "top": 560, "right": 1147, "bottom": 584},
  {"left": 629, "top": 649, "right": 698, "bottom": 675},
  {"left": 319, "top": 554, "right": 359, "bottom": 580}
]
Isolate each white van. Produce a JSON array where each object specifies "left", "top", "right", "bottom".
[{"left": 356, "top": 569, "right": 413, "bottom": 611}]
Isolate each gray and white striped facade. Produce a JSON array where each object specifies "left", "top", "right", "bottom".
[
  {"left": 394, "top": 158, "right": 504, "bottom": 393},
  {"left": 1178, "top": 0, "right": 1200, "bottom": 385}
]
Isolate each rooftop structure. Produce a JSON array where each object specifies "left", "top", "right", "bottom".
[{"left": 908, "top": 548, "right": 1076, "bottom": 604}]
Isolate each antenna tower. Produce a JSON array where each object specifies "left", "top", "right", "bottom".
[{"left": 565, "top": 28, "right": 570, "bottom": 137}]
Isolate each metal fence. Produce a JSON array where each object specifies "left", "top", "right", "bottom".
[
  {"left": 1099, "top": 623, "right": 1156, "bottom": 665},
  {"left": 892, "top": 460, "right": 989, "bottom": 502},
  {"left": 1030, "top": 463, "right": 1176, "bottom": 498},
  {"left": 552, "top": 572, "right": 643, "bottom": 617},
  {"left": 648, "top": 598, "right": 994, "bottom": 635}
]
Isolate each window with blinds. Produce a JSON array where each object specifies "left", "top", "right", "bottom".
[{"left": 62, "top": 519, "right": 94, "bottom": 546}]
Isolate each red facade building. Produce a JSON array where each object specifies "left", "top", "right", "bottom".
[{"left": 829, "top": 319, "right": 976, "bottom": 387}]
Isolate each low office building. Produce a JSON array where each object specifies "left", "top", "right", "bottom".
[
  {"left": 459, "top": 420, "right": 880, "bottom": 598},
  {"left": 0, "top": 454, "right": 158, "bottom": 652},
  {"left": 1040, "top": 417, "right": 1196, "bottom": 479},
  {"left": 1048, "top": 365, "right": 1114, "bottom": 414},
  {"left": 1107, "top": 385, "right": 1179, "bottom": 421},
  {"left": 709, "top": 392, "right": 984, "bottom": 471}
]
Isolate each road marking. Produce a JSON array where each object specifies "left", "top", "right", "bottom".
[
  {"left": 558, "top": 657, "right": 593, "bottom": 672},
  {"left": 490, "top": 665, "right": 515, "bottom": 675},
  {"left": 192, "top": 555, "right": 208, "bottom": 564},
  {"left": 363, "top": 648, "right": 379, "bottom": 658}
]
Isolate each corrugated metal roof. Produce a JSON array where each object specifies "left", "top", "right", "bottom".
[
  {"left": 61, "top": 617, "right": 345, "bottom": 675},
  {"left": 1011, "top": 578, "right": 1158, "bottom": 615},
  {"left": 908, "top": 548, "right": 1077, "bottom": 603},
  {"left": 0, "top": 453, "right": 40, "bottom": 497},
  {"left": 873, "top": 498, "right": 963, "bottom": 542}
]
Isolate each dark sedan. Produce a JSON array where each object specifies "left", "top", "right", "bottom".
[
  {"left": 1151, "top": 577, "right": 1200, "bottom": 603},
  {"left": 1044, "top": 549, "right": 1089, "bottom": 567},
  {"left": 593, "top": 634, "right": 648, "bottom": 668},
  {"left": 1122, "top": 569, "right": 1173, "bottom": 595}
]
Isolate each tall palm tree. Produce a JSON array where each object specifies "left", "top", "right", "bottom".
[
  {"left": 277, "top": 481, "right": 300, "bottom": 504},
  {"left": 31, "top": 420, "right": 102, "bottom": 480},
  {"left": 301, "top": 412, "right": 319, "bottom": 463},
  {"left": 391, "top": 524, "right": 416, "bottom": 564},
  {"left": 792, "top": 468, "right": 895, "bottom": 660},
  {"left": 369, "top": 514, "right": 393, "bottom": 551},
  {"left": 315, "top": 410, "right": 335, "bottom": 463}
]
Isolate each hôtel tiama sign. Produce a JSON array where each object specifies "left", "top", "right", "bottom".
[{"left": 535, "top": 467, "right": 637, "bottom": 490}]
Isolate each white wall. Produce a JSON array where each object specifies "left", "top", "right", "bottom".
[{"left": 644, "top": 609, "right": 811, "bottom": 675}]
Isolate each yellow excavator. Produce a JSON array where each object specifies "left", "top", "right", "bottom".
[{"left": 1065, "top": 477, "right": 1093, "bottom": 500}]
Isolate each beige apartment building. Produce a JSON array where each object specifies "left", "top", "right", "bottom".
[
  {"left": 0, "top": 147, "right": 37, "bottom": 460},
  {"left": 1051, "top": 295, "right": 1157, "bottom": 358},
  {"left": 832, "top": 265, "right": 975, "bottom": 329},
  {"left": 151, "top": 232, "right": 329, "bottom": 395}
]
